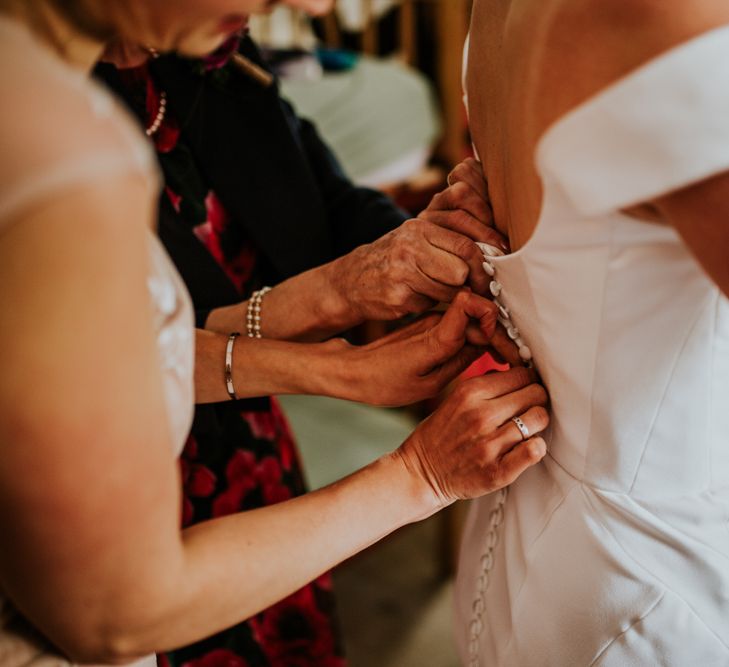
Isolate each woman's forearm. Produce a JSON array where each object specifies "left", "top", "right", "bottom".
[
  {"left": 67, "top": 452, "right": 436, "bottom": 663},
  {"left": 194, "top": 329, "right": 351, "bottom": 403},
  {"left": 204, "top": 259, "right": 361, "bottom": 342}
]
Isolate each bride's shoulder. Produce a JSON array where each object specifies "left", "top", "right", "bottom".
[
  {"left": 534, "top": 0, "right": 729, "bottom": 129},
  {"left": 549, "top": 0, "right": 729, "bottom": 70}
]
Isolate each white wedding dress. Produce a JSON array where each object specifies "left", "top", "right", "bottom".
[
  {"left": 455, "top": 25, "right": 729, "bottom": 666},
  {"left": 0, "top": 15, "right": 194, "bottom": 667}
]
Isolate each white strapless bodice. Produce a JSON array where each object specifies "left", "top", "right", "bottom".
[{"left": 455, "top": 25, "right": 729, "bottom": 666}]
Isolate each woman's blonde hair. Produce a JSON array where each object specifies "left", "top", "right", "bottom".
[{"left": 0, "top": 0, "right": 134, "bottom": 45}]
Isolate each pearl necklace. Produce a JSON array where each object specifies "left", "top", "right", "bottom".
[
  {"left": 145, "top": 89, "right": 167, "bottom": 137},
  {"left": 143, "top": 46, "right": 166, "bottom": 138}
]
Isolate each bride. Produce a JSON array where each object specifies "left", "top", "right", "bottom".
[{"left": 454, "top": 1, "right": 729, "bottom": 664}]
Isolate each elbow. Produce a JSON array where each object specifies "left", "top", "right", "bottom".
[
  {"left": 48, "top": 607, "right": 168, "bottom": 666},
  {"left": 56, "top": 629, "right": 154, "bottom": 666}
]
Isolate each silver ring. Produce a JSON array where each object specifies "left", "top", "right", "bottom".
[{"left": 511, "top": 416, "right": 529, "bottom": 441}]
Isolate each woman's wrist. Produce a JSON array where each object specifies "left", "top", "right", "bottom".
[
  {"left": 204, "top": 261, "right": 359, "bottom": 342},
  {"left": 261, "top": 264, "right": 355, "bottom": 341},
  {"left": 377, "top": 449, "right": 444, "bottom": 523},
  {"left": 194, "top": 330, "right": 350, "bottom": 403}
]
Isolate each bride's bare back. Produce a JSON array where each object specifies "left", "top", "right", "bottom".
[{"left": 466, "top": 0, "right": 729, "bottom": 251}]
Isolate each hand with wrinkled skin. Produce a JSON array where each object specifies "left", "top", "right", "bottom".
[
  {"left": 424, "top": 159, "right": 527, "bottom": 368},
  {"left": 332, "top": 290, "right": 499, "bottom": 406},
  {"left": 327, "top": 217, "right": 494, "bottom": 321},
  {"left": 206, "top": 158, "right": 513, "bottom": 345},
  {"left": 326, "top": 159, "right": 508, "bottom": 324},
  {"left": 420, "top": 158, "right": 509, "bottom": 253},
  {"left": 397, "top": 365, "right": 549, "bottom": 507}
]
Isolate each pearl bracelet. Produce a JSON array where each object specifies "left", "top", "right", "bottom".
[{"left": 246, "top": 286, "right": 272, "bottom": 339}]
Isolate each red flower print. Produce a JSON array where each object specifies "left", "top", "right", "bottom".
[
  {"left": 166, "top": 187, "right": 183, "bottom": 214},
  {"left": 240, "top": 411, "right": 278, "bottom": 441},
  {"left": 182, "top": 436, "right": 199, "bottom": 459},
  {"left": 270, "top": 398, "right": 300, "bottom": 472},
  {"left": 180, "top": 436, "right": 217, "bottom": 526},
  {"left": 228, "top": 448, "right": 257, "bottom": 479},
  {"left": 250, "top": 587, "right": 343, "bottom": 667},
  {"left": 256, "top": 456, "right": 281, "bottom": 485},
  {"left": 206, "top": 192, "right": 229, "bottom": 234},
  {"left": 314, "top": 573, "right": 334, "bottom": 592},
  {"left": 261, "top": 481, "right": 292, "bottom": 505},
  {"left": 255, "top": 456, "right": 292, "bottom": 505},
  {"left": 186, "top": 464, "right": 217, "bottom": 497},
  {"left": 211, "top": 449, "right": 257, "bottom": 518},
  {"left": 241, "top": 400, "right": 301, "bottom": 472},
  {"left": 180, "top": 648, "right": 250, "bottom": 667}
]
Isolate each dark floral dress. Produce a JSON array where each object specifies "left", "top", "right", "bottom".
[{"left": 114, "top": 38, "right": 346, "bottom": 667}]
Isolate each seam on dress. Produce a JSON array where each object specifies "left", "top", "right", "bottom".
[
  {"left": 708, "top": 293, "right": 717, "bottom": 491},
  {"left": 588, "top": 590, "right": 665, "bottom": 666},
  {"left": 499, "top": 482, "right": 580, "bottom": 660},
  {"left": 581, "top": 219, "right": 617, "bottom": 480},
  {"left": 582, "top": 485, "right": 729, "bottom": 652},
  {"left": 551, "top": 452, "right": 729, "bottom": 562},
  {"left": 628, "top": 302, "right": 706, "bottom": 494}
]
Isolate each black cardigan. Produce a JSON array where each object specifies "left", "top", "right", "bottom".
[{"left": 98, "top": 37, "right": 407, "bottom": 328}]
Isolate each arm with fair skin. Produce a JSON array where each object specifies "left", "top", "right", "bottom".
[
  {"left": 0, "top": 180, "right": 549, "bottom": 663},
  {"left": 196, "top": 291, "right": 498, "bottom": 406}
]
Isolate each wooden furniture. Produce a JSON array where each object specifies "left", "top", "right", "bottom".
[{"left": 318, "top": 0, "right": 471, "bottom": 168}]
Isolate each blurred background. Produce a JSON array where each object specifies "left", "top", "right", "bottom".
[
  {"left": 250, "top": 2, "right": 481, "bottom": 665},
  {"left": 250, "top": 0, "right": 472, "bottom": 211}
]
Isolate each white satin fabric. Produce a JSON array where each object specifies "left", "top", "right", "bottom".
[
  {"left": 0, "top": 15, "right": 194, "bottom": 667},
  {"left": 455, "top": 26, "right": 729, "bottom": 665}
]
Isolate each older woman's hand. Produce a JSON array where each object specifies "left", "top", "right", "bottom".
[
  {"left": 419, "top": 158, "right": 502, "bottom": 244},
  {"left": 397, "top": 365, "right": 549, "bottom": 507},
  {"left": 326, "top": 160, "right": 505, "bottom": 323},
  {"left": 328, "top": 291, "right": 498, "bottom": 406}
]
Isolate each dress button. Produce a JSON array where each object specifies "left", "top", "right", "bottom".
[
  {"left": 507, "top": 325, "right": 519, "bottom": 340},
  {"left": 519, "top": 345, "right": 533, "bottom": 362},
  {"left": 495, "top": 302, "right": 510, "bottom": 320},
  {"left": 482, "top": 261, "right": 495, "bottom": 277},
  {"left": 489, "top": 281, "right": 502, "bottom": 297},
  {"left": 477, "top": 242, "right": 505, "bottom": 258}
]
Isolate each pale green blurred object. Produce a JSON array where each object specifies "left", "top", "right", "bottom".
[
  {"left": 278, "top": 395, "right": 416, "bottom": 489},
  {"left": 280, "top": 55, "right": 442, "bottom": 186}
]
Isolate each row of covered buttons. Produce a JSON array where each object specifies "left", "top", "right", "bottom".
[{"left": 477, "top": 242, "right": 533, "bottom": 365}]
